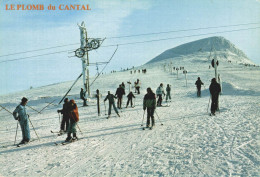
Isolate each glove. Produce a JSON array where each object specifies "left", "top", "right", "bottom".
[{"left": 57, "top": 110, "right": 60, "bottom": 113}]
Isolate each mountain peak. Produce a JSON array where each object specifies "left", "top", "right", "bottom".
[{"left": 147, "top": 36, "right": 250, "bottom": 64}]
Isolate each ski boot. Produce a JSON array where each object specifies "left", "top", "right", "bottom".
[
  {"left": 65, "top": 133, "right": 72, "bottom": 142},
  {"left": 72, "top": 133, "right": 78, "bottom": 141}
]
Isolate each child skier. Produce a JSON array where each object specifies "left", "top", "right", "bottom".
[{"left": 126, "top": 91, "right": 135, "bottom": 108}]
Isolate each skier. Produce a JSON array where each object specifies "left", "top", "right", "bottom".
[
  {"left": 65, "top": 99, "right": 79, "bottom": 142},
  {"left": 126, "top": 91, "right": 135, "bottom": 108},
  {"left": 104, "top": 91, "right": 120, "bottom": 118},
  {"left": 195, "top": 77, "right": 204, "bottom": 97},
  {"left": 136, "top": 79, "right": 141, "bottom": 94},
  {"left": 143, "top": 88, "right": 156, "bottom": 128},
  {"left": 80, "top": 88, "right": 87, "bottom": 106},
  {"left": 115, "top": 84, "right": 125, "bottom": 109},
  {"left": 13, "top": 97, "right": 30, "bottom": 144},
  {"left": 57, "top": 98, "right": 70, "bottom": 134},
  {"left": 166, "top": 84, "right": 171, "bottom": 102},
  {"left": 156, "top": 83, "right": 165, "bottom": 106},
  {"left": 209, "top": 78, "right": 221, "bottom": 116}
]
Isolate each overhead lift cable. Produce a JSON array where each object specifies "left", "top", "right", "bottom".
[
  {"left": 0, "top": 22, "right": 259, "bottom": 58},
  {"left": 0, "top": 26, "right": 259, "bottom": 64}
]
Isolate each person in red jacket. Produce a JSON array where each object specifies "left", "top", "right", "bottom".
[{"left": 65, "top": 99, "right": 79, "bottom": 142}]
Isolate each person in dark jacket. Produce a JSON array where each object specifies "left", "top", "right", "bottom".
[
  {"left": 209, "top": 78, "right": 221, "bottom": 115},
  {"left": 126, "top": 91, "right": 135, "bottom": 108},
  {"left": 136, "top": 79, "right": 141, "bottom": 94},
  {"left": 115, "top": 85, "right": 125, "bottom": 109},
  {"left": 57, "top": 98, "right": 70, "bottom": 133},
  {"left": 104, "top": 91, "right": 120, "bottom": 118},
  {"left": 166, "top": 84, "right": 171, "bottom": 102},
  {"left": 13, "top": 97, "right": 30, "bottom": 144},
  {"left": 143, "top": 88, "right": 156, "bottom": 128},
  {"left": 65, "top": 99, "right": 79, "bottom": 142},
  {"left": 195, "top": 77, "right": 204, "bottom": 97},
  {"left": 80, "top": 88, "right": 87, "bottom": 106}
]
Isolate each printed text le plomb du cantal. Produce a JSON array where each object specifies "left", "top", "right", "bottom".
[{"left": 6, "top": 4, "right": 91, "bottom": 11}]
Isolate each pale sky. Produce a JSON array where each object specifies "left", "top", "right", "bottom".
[{"left": 0, "top": 0, "right": 260, "bottom": 95}]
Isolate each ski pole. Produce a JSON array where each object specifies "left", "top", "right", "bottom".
[
  {"left": 14, "top": 121, "right": 19, "bottom": 145},
  {"left": 155, "top": 110, "right": 163, "bottom": 125},
  {"left": 69, "top": 113, "right": 83, "bottom": 135},
  {"left": 28, "top": 115, "right": 40, "bottom": 140},
  {"left": 104, "top": 101, "right": 107, "bottom": 115},
  {"left": 141, "top": 110, "right": 145, "bottom": 126},
  {"left": 76, "top": 123, "right": 83, "bottom": 135}
]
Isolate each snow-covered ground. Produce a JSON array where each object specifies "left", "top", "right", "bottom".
[{"left": 0, "top": 58, "right": 259, "bottom": 176}]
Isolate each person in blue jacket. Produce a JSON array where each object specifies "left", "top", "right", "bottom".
[{"left": 13, "top": 97, "right": 31, "bottom": 144}]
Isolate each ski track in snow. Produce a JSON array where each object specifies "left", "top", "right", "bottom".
[{"left": 0, "top": 61, "right": 259, "bottom": 176}]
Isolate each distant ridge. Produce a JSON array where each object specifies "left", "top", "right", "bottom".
[{"left": 146, "top": 36, "right": 251, "bottom": 64}]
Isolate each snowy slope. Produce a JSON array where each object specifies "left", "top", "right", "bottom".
[
  {"left": 0, "top": 56, "right": 259, "bottom": 176},
  {"left": 147, "top": 36, "right": 254, "bottom": 65}
]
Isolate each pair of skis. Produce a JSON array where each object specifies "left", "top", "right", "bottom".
[
  {"left": 106, "top": 113, "right": 120, "bottom": 119},
  {"left": 16, "top": 142, "right": 29, "bottom": 147},
  {"left": 51, "top": 130, "right": 66, "bottom": 136},
  {"left": 16, "top": 139, "right": 37, "bottom": 147},
  {"left": 54, "top": 138, "right": 80, "bottom": 146},
  {"left": 142, "top": 126, "right": 154, "bottom": 130}
]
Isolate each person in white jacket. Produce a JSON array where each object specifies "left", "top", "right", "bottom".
[{"left": 156, "top": 83, "right": 165, "bottom": 106}]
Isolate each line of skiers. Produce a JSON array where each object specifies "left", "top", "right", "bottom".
[{"left": 12, "top": 76, "right": 220, "bottom": 144}]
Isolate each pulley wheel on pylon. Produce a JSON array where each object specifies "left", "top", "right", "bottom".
[
  {"left": 84, "top": 40, "right": 92, "bottom": 49},
  {"left": 90, "top": 39, "right": 100, "bottom": 49},
  {"left": 75, "top": 48, "right": 85, "bottom": 58}
]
